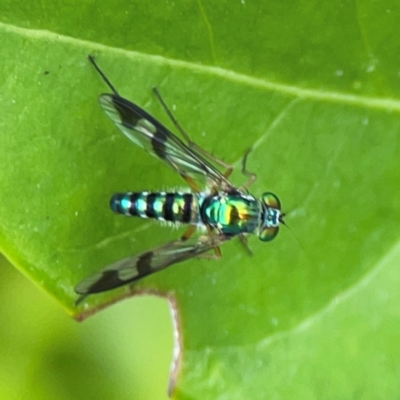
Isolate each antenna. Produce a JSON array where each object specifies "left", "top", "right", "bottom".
[{"left": 280, "top": 212, "right": 305, "bottom": 251}]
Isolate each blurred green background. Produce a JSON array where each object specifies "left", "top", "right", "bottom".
[{"left": 0, "top": 255, "right": 172, "bottom": 400}]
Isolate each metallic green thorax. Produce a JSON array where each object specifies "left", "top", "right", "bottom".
[{"left": 202, "top": 194, "right": 259, "bottom": 236}]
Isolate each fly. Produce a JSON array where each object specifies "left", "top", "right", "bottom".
[{"left": 75, "top": 56, "right": 285, "bottom": 303}]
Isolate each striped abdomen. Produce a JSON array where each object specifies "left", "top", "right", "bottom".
[{"left": 110, "top": 192, "right": 200, "bottom": 224}]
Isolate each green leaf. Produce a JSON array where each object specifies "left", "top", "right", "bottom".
[{"left": 1, "top": 1, "right": 400, "bottom": 399}]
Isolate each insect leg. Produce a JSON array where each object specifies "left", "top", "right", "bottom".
[
  {"left": 152, "top": 87, "right": 234, "bottom": 174},
  {"left": 181, "top": 175, "right": 202, "bottom": 193},
  {"left": 238, "top": 233, "right": 253, "bottom": 256},
  {"left": 180, "top": 225, "right": 221, "bottom": 259},
  {"left": 205, "top": 226, "right": 222, "bottom": 258},
  {"left": 180, "top": 225, "right": 197, "bottom": 241},
  {"left": 212, "top": 246, "right": 222, "bottom": 258},
  {"left": 88, "top": 55, "right": 119, "bottom": 95},
  {"left": 239, "top": 148, "right": 257, "bottom": 189}
]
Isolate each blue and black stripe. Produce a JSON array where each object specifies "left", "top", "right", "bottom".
[{"left": 110, "top": 192, "right": 195, "bottom": 223}]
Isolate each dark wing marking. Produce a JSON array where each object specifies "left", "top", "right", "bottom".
[
  {"left": 75, "top": 234, "right": 231, "bottom": 302},
  {"left": 99, "top": 94, "right": 233, "bottom": 190}
]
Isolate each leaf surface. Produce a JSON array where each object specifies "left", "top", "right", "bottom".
[{"left": 1, "top": 1, "right": 400, "bottom": 398}]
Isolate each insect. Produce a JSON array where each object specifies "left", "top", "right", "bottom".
[{"left": 74, "top": 56, "right": 284, "bottom": 303}]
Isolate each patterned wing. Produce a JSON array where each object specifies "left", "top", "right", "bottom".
[
  {"left": 99, "top": 93, "right": 232, "bottom": 190},
  {"left": 75, "top": 234, "right": 231, "bottom": 303}
]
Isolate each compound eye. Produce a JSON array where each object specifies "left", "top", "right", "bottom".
[
  {"left": 261, "top": 192, "right": 281, "bottom": 210},
  {"left": 259, "top": 226, "right": 279, "bottom": 242}
]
